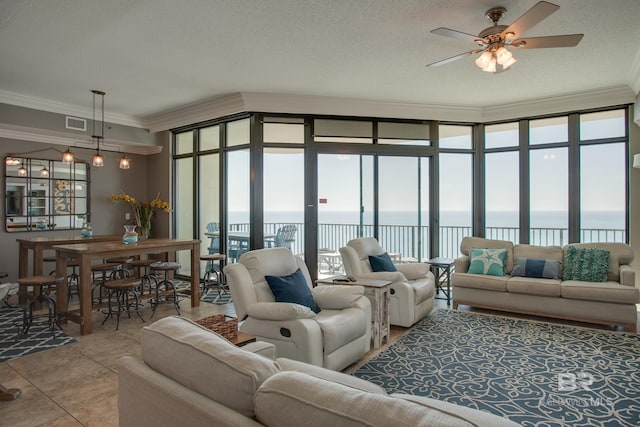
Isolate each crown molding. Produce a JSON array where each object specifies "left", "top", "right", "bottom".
[
  {"left": 481, "top": 85, "right": 636, "bottom": 122},
  {"left": 144, "top": 86, "right": 636, "bottom": 132},
  {"left": 240, "top": 92, "right": 483, "bottom": 122},
  {"left": 0, "top": 123, "right": 162, "bottom": 155},
  {"left": 146, "top": 93, "right": 246, "bottom": 132},
  {"left": 0, "top": 90, "right": 146, "bottom": 129}
]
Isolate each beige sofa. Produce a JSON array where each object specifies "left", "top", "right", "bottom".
[
  {"left": 452, "top": 237, "right": 639, "bottom": 331},
  {"left": 118, "top": 316, "right": 520, "bottom": 427}
]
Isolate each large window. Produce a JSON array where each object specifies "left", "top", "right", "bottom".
[
  {"left": 485, "top": 151, "right": 519, "bottom": 242},
  {"left": 530, "top": 147, "right": 568, "bottom": 245},
  {"left": 580, "top": 143, "right": 626, "bottom": 242},
  {"left": 171, "top": 107, "right": 630, "bottom": 281},
  {"left": 439, "top": 153, "right": 473, "bottom": 258},
  {"left": 263, "top": 148, "right": 305, "bottom": 255}
]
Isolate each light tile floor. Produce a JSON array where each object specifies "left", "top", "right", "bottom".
[
  {"left": 1, "top": 289, "right": 630, "bottom": 426},
  {"left": 0, "top": 292, "right": 234, "bottom": 427}
]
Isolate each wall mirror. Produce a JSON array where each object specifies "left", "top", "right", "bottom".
[{"left": 5, "top": 156, "right": 90, "bottom": 232}]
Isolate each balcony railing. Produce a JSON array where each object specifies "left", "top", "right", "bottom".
[{"left": 228, "top": 223, "right": 625, "bottom": 263}]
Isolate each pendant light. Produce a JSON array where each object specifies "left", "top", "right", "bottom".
[
  {"left": 62, "top": 148, "right": 75, "bottom": 164},
  {"left": 119, "top": 154, "right": 131, "bottom": 170},
  {"left": 91, "top": 90, "right": 106, "bottom": 167}
]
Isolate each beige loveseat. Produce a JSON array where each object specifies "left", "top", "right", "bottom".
[
  {"left": 118, "top": 316, "right": 520, "bottom": 427},
  {"left": 452, "top": 237, "right": 639, "bottom": 331}
]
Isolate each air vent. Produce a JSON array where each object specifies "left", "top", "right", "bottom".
[{"left": 65, "top": 116, "right": 86, "bottom": 131}]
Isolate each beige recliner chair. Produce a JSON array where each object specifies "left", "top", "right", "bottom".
[
  {"left": 224, "top": 248, "right": 371, "bottom": 371},
  {"left": 340, "top": 237, "right": 436, "bottom": 328}
]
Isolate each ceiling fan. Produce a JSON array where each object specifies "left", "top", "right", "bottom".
[{"left": 426, "top": 1, "right": 583, "bottom": 72}]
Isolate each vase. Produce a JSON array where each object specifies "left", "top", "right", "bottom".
[
  {"left": 123, "top": 224, "right": 138, "bottom": 244},
  {"left": 138, "top": 221, "right": 151, "bottom": 239},
  {"left": 81, "top": 222, "right": 93, "bottom": 237}
]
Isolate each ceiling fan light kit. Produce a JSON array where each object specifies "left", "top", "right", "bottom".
[{"left": 427, "top": 1, "right": 583, "bottom": 73}]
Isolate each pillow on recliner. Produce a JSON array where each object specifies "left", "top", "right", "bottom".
[
  {"left": 266, "top": 268, "right": 321, "bottom": 313},
  {"left": 369, "top": 252, "right": 397, "bottom": 272}
]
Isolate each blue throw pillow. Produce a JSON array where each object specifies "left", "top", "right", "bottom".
[
  {"left": 512, "top": 257, "right": 560, "bottom": 279},
  {"left": 369, "top": 252, "right": 397, "bottom": 272},
  {"left": 265, "top": 268, "right": 321, "bottom": 313}
]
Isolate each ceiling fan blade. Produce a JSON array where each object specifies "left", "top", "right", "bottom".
[
  {"left": 432, "top": 27, "right": 485, "bottom": 44},
  {"left": 511, "top": 34, "right": 584, "bottom": 49},
  {"left": 426, "top": 49, "right": 483, "bottom": 67},
  {"left": 501, "top": 1, "right": 559, "bottom": 39}
]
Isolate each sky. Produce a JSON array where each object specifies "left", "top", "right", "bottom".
[{"left": 225, "top": 111, "right": 627, "bottom": 228}]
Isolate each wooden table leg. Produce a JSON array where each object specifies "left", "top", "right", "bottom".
[
  {"left": 0, "top": 384, "right": 21, "bottom": 401},
  {"left": 79, "top": 255, "right": 93, "bottom": 335},
  {"left": 18, "top": 244, "right": 28, "bottom": 304},
  {"left": 55, "top": 252, "right": 68, "bottom": 324},
  {"left": 191, "top": 244, "right": 200, "bottom": 307},
  {"left": 33, "top": 246, "right": 43, "bottom": 276}
]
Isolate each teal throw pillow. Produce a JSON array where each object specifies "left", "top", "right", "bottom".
[
  {"left": 562, "top": 246, "right": 610, "bottom": 282},
  {"left": 512, "top": 257, "right": 560, "bottom": 279},
  {"left": 369, "top": 252, "right": 397, "bottom": 272},
  {"left": 468, "top": 248, "right": 508, "bottom": 276},
  {"left": 265, "top": 268, "right": 321, "bottom": 313}
]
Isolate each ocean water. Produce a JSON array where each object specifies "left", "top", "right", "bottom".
[
  {"left": 227, "top": 210, "right": 625, "bottom": 258},
  {"left": 254, "top": 210, "right": 625, "bottom": 229}
]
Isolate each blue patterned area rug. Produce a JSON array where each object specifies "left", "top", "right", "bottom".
[
  {"left": 174, "top": 280, "right": 232, "bottom": 305},
  {"left": 0, "top": 307, "right": 77, "bottom": 362},
  {"left": 354, "top": 309, "right": 640, "bottom": 427},
  {"left": 201, "top": 290, "right": 232, "bottom": 305}
]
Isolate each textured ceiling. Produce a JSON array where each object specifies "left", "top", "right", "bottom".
[{"left": 1, "top": 0, "right": 639, "bottom": 124}]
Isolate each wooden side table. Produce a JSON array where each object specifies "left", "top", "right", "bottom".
[
  {"left": 316, "top": 276, "right": 392, "bottom": 349},
  {"left": 427, "top": 257, "right": 455, "bottom": 306},
  {"left": 230, "top": 332, "right": 257, "bottom": 347}
]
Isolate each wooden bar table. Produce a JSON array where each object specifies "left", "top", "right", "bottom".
[
  {"left": 53, "top": 238, "right": 200, "bottom": 335},
  {"left": 17, "top": 235, "right": 121, "bottom": 278}
]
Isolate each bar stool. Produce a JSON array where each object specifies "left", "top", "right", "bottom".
[
  {"left": 91, "top": 262, "right": 122, "bottom": 304},
  {"left": 200, "top": 253, "right": 228, "bottom": 301},
  {"left": 105, "top": 256, "right": 133, "bottom": 279},
  {"left": 130, "top": 258, "right": 159, "bottom": 295},
  {"left": 18, "top": 275, "right": 64, "bottom": 337},
  {"left": 149, "top": 261, "right": 182, "bottom": 318},
  {"left": 66, "top": 259, "right": 80, "bottom": 304},
  {"left": 43, "top": 254, "right": 57, "bottom": 276},
  {"left": 101, "top": 277, "right": 145, "bottom": 330}
]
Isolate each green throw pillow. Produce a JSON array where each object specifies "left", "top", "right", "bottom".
[
  {"left": 562, "top": 246, "right": 610, "bottom": 282},
  {"left": 468, "top": 248, "right": 508, "bottom": 276}
]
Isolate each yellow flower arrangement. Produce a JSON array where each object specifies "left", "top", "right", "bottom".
[{"left": 108, "top": 191, "right": 171, "bottom": 238}]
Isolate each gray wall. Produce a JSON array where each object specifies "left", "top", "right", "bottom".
[
  {"left": 0, "top": 103, "right": 155, "bottom": 146},
  {"left": 0, "top": 138, "right": 162, "bottom": 282}
]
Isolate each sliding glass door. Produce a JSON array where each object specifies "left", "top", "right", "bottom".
[
  {"left": 317, "top": 154, "right": 373, "bottom": 276},
  {"left": 378, "top": 156, "right": 430, "bottom": 262}
]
